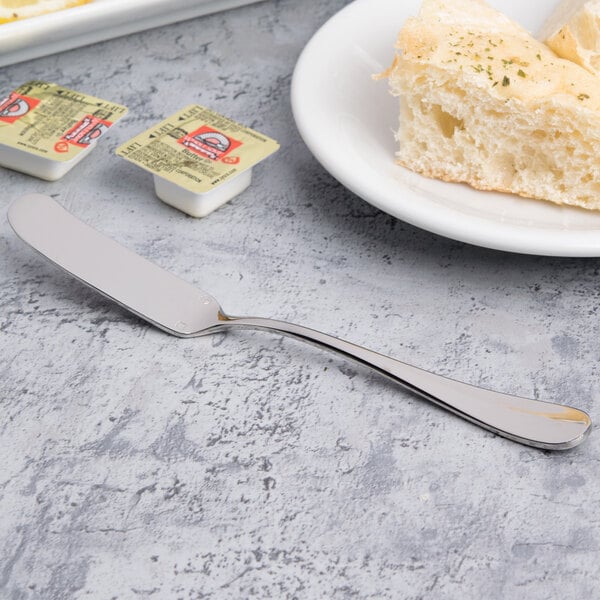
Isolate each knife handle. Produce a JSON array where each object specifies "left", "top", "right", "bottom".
[{"left": 219, "top": 315, "right": 591, "bottom": 450}]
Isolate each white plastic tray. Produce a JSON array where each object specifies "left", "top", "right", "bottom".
[{"left": 0, "top": 0, "right": 263, "bottom": 67}]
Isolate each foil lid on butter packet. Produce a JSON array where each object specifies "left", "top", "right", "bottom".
[
  {"left": 116, "top": 105, "right": 279, "bottom": 218},
  {"left": 0, "top": 80, "right": 127, "bottom": 163},
  {"left": 117, "top": 104, "right": 279, "bottom": 194},
  {"left": 0, "top": 80, "right": 127, "bottom": 181}
]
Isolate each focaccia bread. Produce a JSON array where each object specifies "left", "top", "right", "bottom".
[
  {"left": 542, "top": 0, "right": 600, "bottom": 75},
  {"left": 382, "top": 0, "right": 600, "bottom": 210}
]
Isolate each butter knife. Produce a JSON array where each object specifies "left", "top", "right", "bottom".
[{"left": 7, "top": 193, "right": 592, "bottom": 450}]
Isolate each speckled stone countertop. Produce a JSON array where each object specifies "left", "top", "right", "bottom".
[{"left": 1, "top": 1, "right": 600, "bottom": 598}]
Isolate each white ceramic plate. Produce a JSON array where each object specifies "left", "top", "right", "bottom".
[
  {"left": 291, "top": 0, "right": 600, "bottom": 256},
  {"left": 0, "top": 0, "right": 263, "bottom": 67}
]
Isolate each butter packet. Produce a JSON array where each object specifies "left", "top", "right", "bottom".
[
  {"left": 0, "top": 80, "right": 127, "bottom": 181},
  {"left": 116, "top": 104, "right": 280, "bottom": 217}
]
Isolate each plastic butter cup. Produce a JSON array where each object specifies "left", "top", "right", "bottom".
[
  {"left": 153, "top": 169, "right": 253, "bottom": 218},
  {"left": 0, "top": 139, "right": 97, "bottom": 181},
  {"left": 117, "top": 105, "right": 279, "bottom": 218},
  {"left": 0, "top": 80, "right": 127, "bottom": 181}
]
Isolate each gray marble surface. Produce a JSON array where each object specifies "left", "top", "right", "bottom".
[{"left": 1, "top": 1, "right": 600, "bottom": 598}]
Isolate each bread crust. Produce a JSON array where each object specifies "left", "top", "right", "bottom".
[
  {"left": 395, "top": 158, "right": 599, "bottom": 210},
  {"left": 544, "top": 2, "right": 600, "bottom": 76}
]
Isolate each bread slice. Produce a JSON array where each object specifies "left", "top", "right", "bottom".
[
  {"left": 542, "top": 0, "right": 600, "bottom": 76},
  {"left": 382, "top": 0, "right": 600, "bottom": 210}
]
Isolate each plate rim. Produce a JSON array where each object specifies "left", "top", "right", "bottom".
[{"left": 0, "top": 0, "right": 264, "bottom": 67}]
